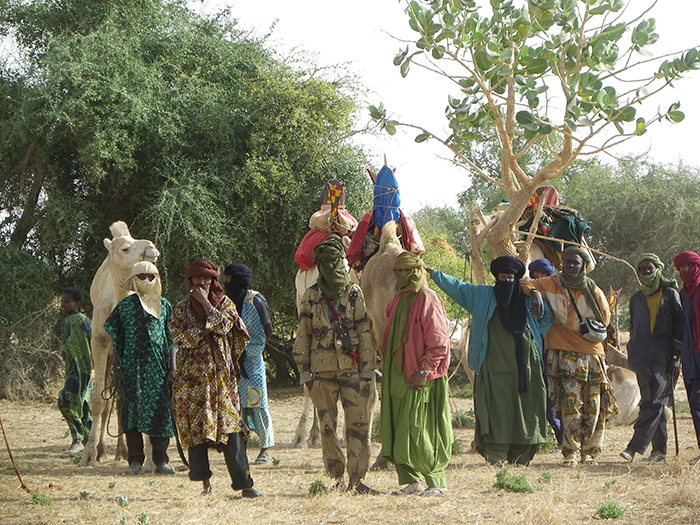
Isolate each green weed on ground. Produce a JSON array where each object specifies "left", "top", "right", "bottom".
[{"left": 596, "top": 500, "right": 625, "bottom": 519}]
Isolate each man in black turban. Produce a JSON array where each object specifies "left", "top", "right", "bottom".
[{"left": 428, "top": 256, "right": 553, "bottom": 467}]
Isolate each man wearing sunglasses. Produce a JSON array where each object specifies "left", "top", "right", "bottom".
[{"left": 104, "top": 261, "right": 176, "bottom": 476}]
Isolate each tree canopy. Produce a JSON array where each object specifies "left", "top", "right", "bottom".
[
  {"left": 371, "top": 0, "right": 700, "bottom": 280},
  {"left": 0, "top": 0, "right": 372, "bottom": 328}
]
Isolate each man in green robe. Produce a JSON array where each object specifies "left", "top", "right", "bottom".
[
  {"left": 104, "top": 261, "right": 175, "bottom": 475},
  {"left": 381, "top": 252, "right": 452, "bottom": 495},
  {"left": 58, "top": 287, "right": 93, "bottom": 455},
  {"left": 429, "top": 256, "right": 553, "bottom": 467}
]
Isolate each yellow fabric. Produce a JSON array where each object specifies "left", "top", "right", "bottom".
[{"left": 645, "top": 291, "right": 663, "bottom": 334}]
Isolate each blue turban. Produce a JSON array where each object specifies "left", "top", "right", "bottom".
[{"left": 528, "top": 258, "right": 555, "bottom": 277}]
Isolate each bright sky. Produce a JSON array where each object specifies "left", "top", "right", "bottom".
[{"left": 193, "top": 1, "right": 700, "bottom": 213}]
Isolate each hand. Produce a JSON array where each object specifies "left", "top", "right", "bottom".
[
  {"left": 424, "top": 266, "right": 434, "bottom": 275},
  {"left": 189, "top": 286, "right": 209, "bottom": 304},
  {"left": 669, "top": 356, "right": 681, "bottom": 377},
  {"left": 408, "top": 372, "right": 427, "bottom": 389},
  {"left": 530, "top": 290, "right": 544, "bottom": 319},
  {"left": 167, "top": 368, "right": 177, "bottom": 383}
]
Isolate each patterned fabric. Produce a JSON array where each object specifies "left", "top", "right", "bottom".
[
  {"left": 169, "top": 295, "right": 249, "bottom": 448},
  {"left": 238, "top": 291, "right": 275, "bottom": 448},
  {"left": 104, "top": 295, "right": 174, "bottom": 438},
  {"left": 239, "top": 292, "right": 270, "bottom": 409},
  {"left": 58, "top": 313, "right": 93, "bottom": 442},
  {"left": 547, "top": 349, "right": 618, "bottom": 459}
]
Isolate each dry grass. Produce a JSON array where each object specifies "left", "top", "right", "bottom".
[{"left": 2, "top": 384, "right": 700, "bottom": 524}]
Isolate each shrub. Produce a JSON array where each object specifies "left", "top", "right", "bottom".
[
  {"left": 308, "top": 480, "right": 328, "bottom": 496},
  {"left": 596, "top": 501, "right": 625, "bottom": 519},
  {"left": 493, "top": 468, "right": 535, "bottom": 493},
  {"left": 452, "top": 410, "right": 475, "bottom": 429}
]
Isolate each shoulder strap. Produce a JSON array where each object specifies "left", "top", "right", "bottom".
[{"left": 567, "top": 289, "right": 584, "bottom": 322}]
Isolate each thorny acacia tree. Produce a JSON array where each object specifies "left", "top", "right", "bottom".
[
  {"left": 371, "top": 0, "right": 700, "bottom": 283},
  {"left": 0, "top": 0, "right": 372, "bottom": 334}
]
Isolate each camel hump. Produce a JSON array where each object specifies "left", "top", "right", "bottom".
[{"left": 109, "top": 221, "right": 131, "bottom": 238}]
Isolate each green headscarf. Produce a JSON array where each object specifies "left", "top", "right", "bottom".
[
  {"left": 559, "top": 246, "right": 605, "bottom": 323},
  {"left": 393, "top": 251, "right": 426, "bottom": 293},
  {"left": 313, "top": 235, "right": 350, "bottom": 299},
  {"left": 635, "top": 253, "right": 679, "bottom": 296},
  {"left": 387, "top": 252, "right": 426, "bottom": 375}
]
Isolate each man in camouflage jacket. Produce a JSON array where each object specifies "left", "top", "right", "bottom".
[{"left": 294, "top": 235, "right": 378, "bottom": 494}]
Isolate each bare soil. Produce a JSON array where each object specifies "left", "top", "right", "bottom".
[{"left": 1, "top": 384, "right": 700, "bottom": 524}]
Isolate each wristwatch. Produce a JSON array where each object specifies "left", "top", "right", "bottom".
[{"left": 418, "top": 370, "right": 428, "bottom": 377}]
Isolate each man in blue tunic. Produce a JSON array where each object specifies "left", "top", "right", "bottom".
[{"left": 223, "top": 263, "right": 275, "bottom": 464}]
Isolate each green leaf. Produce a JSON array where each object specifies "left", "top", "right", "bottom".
[
  {"left": 393, "top": 46, "right": 408, "bottom": 66},
  {"left": 515, "top": 110, "right": 534, "bottom": 125},
  {"left": 400, "top": 59, "right": 411, "bottom": 78},
  {"left": 668, "top": 110, "right": 685, "bottom": 123},
  {"left": 634, "top": 117, "right": 647, "bottom": 136},
  {"left": 432, "top": 46, "right": 445, "bottom": 59},
  {"left": 384, "top": 122, "right": 397, "bottom": 135},
  {"left": 368, "top": 105, "right": 385, "bottom": 120},
  {"left": 415, "top": 132, "right": 430, "bottom": 143}
]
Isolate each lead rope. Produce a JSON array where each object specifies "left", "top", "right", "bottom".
[{"left": 0, "top": 411, "right": 31, "bottom": 493}]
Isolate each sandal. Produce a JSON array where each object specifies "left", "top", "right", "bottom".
[
  {"left": 688, "top": 455, "right": 700, "bottom": 466},
  {"left": 350, "top": 482, "right": 381, "bottom": 495},
  {"left": 391, "top": 483, "right": 424, "bottom": 495},
  {"left": 581, "top": 454, "right": 597, "bottom": 465},
  {"left": 422, "top": 487, "right": 447, "bottom": 496},
  {"left": 254, "top": 453, "right": 269, "bottom": 464}
]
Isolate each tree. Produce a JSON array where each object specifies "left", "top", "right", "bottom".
[
  {"left": 0, "top": 0, "right": 372, "bottom": 331},
  {"left": 412, "top": 205, "right": 472, "bottom": 320},
  {"left": 371, "top": 0, "right": 699, "bottom": 283},
  {"left": 560, "top": 157, "right": 700, "bottom": 300}
]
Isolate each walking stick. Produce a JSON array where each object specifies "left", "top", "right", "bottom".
[
  {"left": 168, "top": 378, "right": 189, "bottom": 468},
  {"left": 671, "top": 361, "right": 681, "bottom": 457},
  {"left": 671, "top": 386, "right": 680, "bottom": 456}
]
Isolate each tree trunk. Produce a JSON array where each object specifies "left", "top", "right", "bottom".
[{"left": 9, "top": 169, "right": 45, "bottom": 249}]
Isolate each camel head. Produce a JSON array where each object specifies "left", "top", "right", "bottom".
[{"left": 103, "top": 221, "right": 159, "bottom": 291}]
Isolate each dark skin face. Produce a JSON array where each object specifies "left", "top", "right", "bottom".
[
  {"left": 638, "top": 260, "right": 656, "bottom": 276},
  {"left": 497, "top": 273, "right": 516, "bottom": 282},
  {"left": 563, "top": 254, "right": 583, "bottom": 277},
  {"left": 60, "top": 294, "right": 80, "bottom": 316}
]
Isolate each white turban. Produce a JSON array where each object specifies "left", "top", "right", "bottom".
[{"left": 128, "top": 261, "right": 162, "bottom": 319}]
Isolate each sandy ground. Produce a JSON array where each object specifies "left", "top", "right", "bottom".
[{"left": 2, "top": 383, "right": 700, "bottom": 525}]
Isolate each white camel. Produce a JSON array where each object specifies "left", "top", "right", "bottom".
[{"left": 80, "top": 221, "right": 160, "bottom": 467}]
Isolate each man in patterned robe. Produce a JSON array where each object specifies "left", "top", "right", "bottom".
[
  {"left": 169, "top": 259, "right": 261, "bottom": 497},
  {"left": 104, "top": 261, "right": 175, "bottom": 475}
]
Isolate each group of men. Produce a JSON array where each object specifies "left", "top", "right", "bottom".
[
  {"left": 60, "top": 259, "right": 274, "bottom": 497},
  {"left": 60, "top": 236, "right": 700, "bottom": 495}
]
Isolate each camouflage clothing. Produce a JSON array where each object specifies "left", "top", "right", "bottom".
[
  {"left": 294, "top": 282, "right": 377, "bottom": 481},
  {"left": 294, "top": 283, "right": 376, "bottom": 383},
  {"left": 309, "top": 370, "right": 374, "bottom": 480}
]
